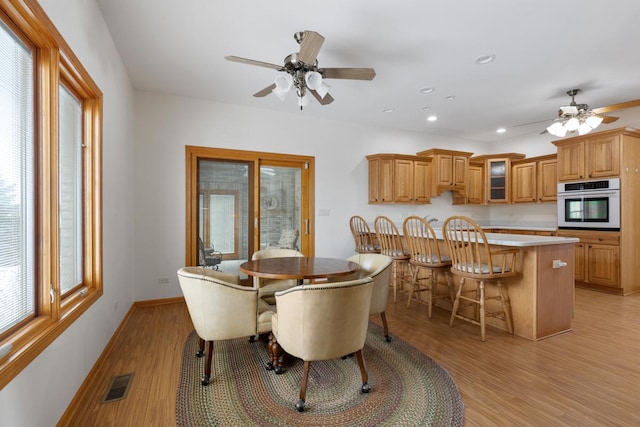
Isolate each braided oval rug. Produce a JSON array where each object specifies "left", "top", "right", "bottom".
[{"left": 176, "top": 322, "right": 464, "bottom": 426}]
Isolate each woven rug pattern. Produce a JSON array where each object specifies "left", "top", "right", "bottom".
[{"left": 176, "top": 322, "right": 464, "bottom": 426}]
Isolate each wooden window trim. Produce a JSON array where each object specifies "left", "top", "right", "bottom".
[{"left": 0, "top": 0, "right": 103, "bottom": 390}]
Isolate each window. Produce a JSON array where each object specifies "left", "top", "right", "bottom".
[{"left": 0, "top": 2, "right": 102, "bottom": 389}]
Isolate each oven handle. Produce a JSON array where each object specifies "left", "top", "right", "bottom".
[{"left": 557, "top": 190, "right": 619, "bottom": 198}]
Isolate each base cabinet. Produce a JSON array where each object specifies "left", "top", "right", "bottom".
[{"left": 557, "top": 230, "right": 620, "bottom": 290}]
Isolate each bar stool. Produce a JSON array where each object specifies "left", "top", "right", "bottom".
[
  {"left": 402, "top": 216, "right": 454, "bottom": 316},
  {"left": 349, "top": 215, "right": 381, "bottom": 254},
  {"left": 442, "top": 216, "right": 519, "bottom": 341},
  {"left": 374, "top": 216, "right": 411, "bottom": 303}
]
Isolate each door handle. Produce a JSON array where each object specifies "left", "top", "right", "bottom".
[{"left": 305, "top": 219, "right": 309, "bottom": 235}]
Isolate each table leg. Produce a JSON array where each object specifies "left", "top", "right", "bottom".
[{"left": 266, "top": 332, "right": 284, "bottom": 374}]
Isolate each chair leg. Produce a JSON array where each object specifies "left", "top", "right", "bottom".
[
  {"left": 497, "top": 282, "right": 514, "bottom": 334},
  {"left": 380, "top": 311, "right": 391, "bottom": 342},
  {"left": 426, "top": 270, "right": 434, "bottom": 318},
  {"left": 449, "top": 277, "right": 465, "bottom": 327},
  {"left": 296, "top": 361, "right": 311, "bottom": 412},
  {"left": 406, "top": 264, "right": 419, "bottom": 308},
  {"left": 196, "top": 337, "right": 205, "bottom": 358},
  {"left": 355, "top": 349, "right": 371, "bottom": 394},
  {"left": 202, "top": 340, "right": 214, "bottom": 385},
  {"left": 479, "top": 281, "right": 486, "bottom": 342},
  {"left": 391, "top": 260, "right": 398, "bottom": 303}
]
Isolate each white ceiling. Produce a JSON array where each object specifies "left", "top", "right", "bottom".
[{"left": 95, "top": 0, "right": 640, "bottom": 143}]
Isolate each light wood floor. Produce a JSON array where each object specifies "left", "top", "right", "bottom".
[{"left": 60, "top": 288, "right": 640, "bottom": 426}]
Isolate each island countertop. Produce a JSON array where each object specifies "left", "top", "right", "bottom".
[
  {"left": 436, "top": 231, "right": 579, "bottom": 247},
  {"left": 378, "top": 223, "right": 579, "bottom": 247}
]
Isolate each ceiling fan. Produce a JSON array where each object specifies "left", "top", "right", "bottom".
[
  {"left": 541, "top": 89, "right": 640, "bottom": 137},
  {"left": 225, "top": 31, "right": 376, "bottom": 110}
]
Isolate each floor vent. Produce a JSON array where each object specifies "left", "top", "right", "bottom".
[{"left": 101, "top": 373, "right": 134, "bottom": 403}]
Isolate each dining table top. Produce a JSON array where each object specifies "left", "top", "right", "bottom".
[{"left": 239, "top": 256, "right": 359, "bottom": 281}]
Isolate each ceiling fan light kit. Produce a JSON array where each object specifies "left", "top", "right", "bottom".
[
  {"left": 546, "top": 89, "right": 605, "bottom": 137},
  {"left": 225, "top": 30, "right": 375, "bottom": 110}
]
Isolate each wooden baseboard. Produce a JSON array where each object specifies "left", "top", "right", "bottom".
[
  {"left": 575, "top": 282, "right": 624, "bottom": 296},
  {"left": 56, "top": 297, "right": 185, "bottom": 426},
  {"left": 133, "top": 296, "right": 185, "bottom": 307}
]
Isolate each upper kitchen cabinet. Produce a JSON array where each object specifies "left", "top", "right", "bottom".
[
  {"left": 366, "top": 154, "right": 432, "bottom": 204},
  {"left": 471, "top": 153, "right": 525, "bottom": 204},
  {"left": 453, "top": 158, "right": 484, "bottom": 205},
  {"left": 553, "top": 127, "right": 640, "bottom": 181},
  {"left": 511, "top": 154, "right": 557, "bottom": 203},
  {"left": 415, "top": 149, "right": 473, "bottom": 197}
]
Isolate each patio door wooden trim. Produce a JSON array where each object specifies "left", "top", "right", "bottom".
[{"left": 185, "top": 146, "right": 315, "bottom": 266}]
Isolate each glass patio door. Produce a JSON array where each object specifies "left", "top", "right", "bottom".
[
  {"left": 185, "top": 147, "right": 314, "bottom": 269},
  {"left": 258, "top": 160, "right": 311, "bottom": 254}
]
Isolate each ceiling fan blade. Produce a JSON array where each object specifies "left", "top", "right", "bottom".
[
  {"left": 309, "top": 89, "right": 334, "bottom": 105},
  {"left": 512, "top": 118, "right": 554, "bottom": 128},
  {"left": 592, "top": 99, "right": 640, "bottom": 115},
  {"left": 322, "top": 67, "right": 376, "bottom": 80},
  {"left": 253, "top": 84, "right": 276, "bottom": 98},
  {"left": 297, "top": 31, "right": 325, "bottom": 64},
  {"left": 225, "top": 56, "right": 282, "bottom": 71},
  {"left": 600, "top": 115, "right": 619, "bottom": 124}
]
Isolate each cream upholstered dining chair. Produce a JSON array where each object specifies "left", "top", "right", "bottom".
[
  {"left": 442, "top": 216, "right": 519, "bottom": 341},
  {"left": 177, "top": 267, "right": 275, "bottom": 385},
  {"left": 250, "top": 248, "right": 304, "bottom": 304},
  {"left": 346, "top": 253, "right": 393, "bottom": 342},
  {"left": 402, "top": 216, "right": 454, "bottom": 315},
  {"left": 349, "top": 215, "right": 381, "bottom": 254},
  {"left": 374, "top": 215, "right": 411, "bottom": 303},
  {"left": 271, "top": 277, "right": 374, "bottom": 412}
]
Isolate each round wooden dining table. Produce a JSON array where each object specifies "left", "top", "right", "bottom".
[
  {"left": 239, "top": 256, "right": 359, "bottom": 285},
  {"left": 240, "top": 256, "right": 360, "bottom": 373}
]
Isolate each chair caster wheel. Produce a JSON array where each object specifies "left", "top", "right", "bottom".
[
  {"left": 385, "top": 335, "right": 392, "bottom": 342},
  {"left": 274, "top": 365, "right": 283, "bottom": 375},
  {"left": 265, "top": 362, "right": 274, "bottom": 371},
  {"left": 361, "top": 382, "right": 371, "bottom": 393},
  {"left": 295, "top": 399, "right": 305, "bottom": 412},
  {"left": 201, "top": 375, "right": 210, "bottom": 386},
  {"left": 195, "top": 350, "right": 204, "bottom": 358},
  {"left": 249, "top": 335, "right": 256, "bottom": 343}
]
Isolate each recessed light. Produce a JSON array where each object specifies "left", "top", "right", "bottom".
[
  {"left": 445, "top": 95, "right": 456, "bottom": 101},
  {"left": 427, "top": 115, "right": 437, "bottom": 122},
  {"left": 383, "top": 108, "right": 394, "bottom": 113},
  {"left": 475, "top": 54, "right": 496, "bottom": 65},
  {"left": 496, "top": 128, "right": 506, "bottom": 134},
  {"left": 420, "top": 87, "right": 435, "bottom": 94}
]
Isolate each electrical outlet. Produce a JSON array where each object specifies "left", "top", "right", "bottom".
[{"left": 552, "top": 260, "right": 567, "bottom": 269}]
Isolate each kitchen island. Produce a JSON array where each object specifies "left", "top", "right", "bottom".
[
  {"left": 469, "top": 232, "right": 579, "bottom": 341},
  {"left": 384, "top": 223, "right": 579, "bottom": 341}
]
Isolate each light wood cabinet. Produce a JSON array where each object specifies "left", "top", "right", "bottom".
[
  {"left": 366, "top": 154, "right": 432, "bottom": 204},
  {"left": 557, "top": 230, "right": 620, "bottom": 289},
  {"left": 511, "top": 154, "right": 557, "bottom": 203},
  {"left": 555, "top": 127, "right": 640, "bottom": 295},
  {"left": 452, "top": 159, "right": 483, "bottom": 205},
  {"left": 553, "top": 129, "right": 623, "bottom": 181},
  {"left": 415, "top": 149, "right": 473, "bottom": 197},
  {"left": 470, "top": 153, "right": 525, "bottom": 204}
]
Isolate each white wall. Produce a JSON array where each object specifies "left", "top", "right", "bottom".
[
  {"left": 132, "top": 91, "right": 498, "bottom": 301},
  {"left": 0, "top": 0, "right": 136, "bottom": 425}
]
